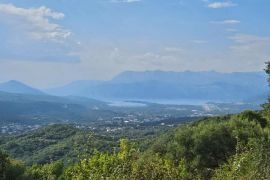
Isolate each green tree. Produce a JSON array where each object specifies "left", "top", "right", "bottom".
[
  {"left": 237, "top": 110, "right": 267, "bottom": 128},
  {"left": 24, "top": 161, "right": 64, "bottom": 180},
  {"left": 213, "top": 138, "right": 270, "bottom": 179},
  {"left": 0, "top": 150, "right": 9, "bottom": 179},
  {"left": 0, "top": 150, "right": 25, "bottom": 180},
  {"left": 262, "top": 61, "right": 270, "bottom": 118}
]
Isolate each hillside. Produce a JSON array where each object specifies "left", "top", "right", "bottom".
[
  {"left": 0, "top": 124, "right": 116, "bottom": 165},
  {"left": 1, "top": 110, "right": 270, "bottom": 179},
  {"left": 0, "top": 91, "right": 116, "bottom": 126}
]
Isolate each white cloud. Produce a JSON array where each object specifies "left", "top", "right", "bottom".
[
  {"left": 191, "top": 40, "right": 208, "bottom": 44},
  {"left": 229, "top": 34, "right": 270, "bottom": 47},
  {"left": 211, "top": 19, "right": 240, "bottom": 25},
  {"left": 164, "top": 47, "right": 184, "bottom": 53},
  {"left": 111, "top": 0, "right": 141, "bottom": 3},
  {"left": 0, "top": 3, "right": 70, "bottom": 42},
  {"left": 227, "top": 34, "right": 270, "bottom": 69},
  {"left": 0, "top": 4, "right": 79, "bottom": 63},
  {"left": 227, "top": 28, "right": 238, "bottom": 32},
  {"left": 208, "top": 1, "right": 237, "bottom": 8}
]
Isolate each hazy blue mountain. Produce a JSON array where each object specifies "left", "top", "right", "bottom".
[
  {"left": 0, "top": 91, "right": 107, "bottom": 108},
  {"left": 0, "top": 80, "right": 44, "bottom": 95},
  {"left": 0, "top": 91, "right": 113, "bottom": 125},
  {"left": 45, "top": 80, "right": 102, "bottom": 97},
  {"left": 112, "top": 71, "right": 267, "bottom": 86},
  {"left": 46, "top": 71, "right": 269, "bottom": 103}
]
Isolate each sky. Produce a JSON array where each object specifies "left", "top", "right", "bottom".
[{"left": 0, "top": 0, "right": 270, "bottom": 88}]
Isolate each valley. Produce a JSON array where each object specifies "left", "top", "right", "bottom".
[{"left": 0, "top": 71, "right": 265, "bottom": 135}]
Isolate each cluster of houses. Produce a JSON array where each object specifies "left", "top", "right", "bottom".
[{"left": 0, "top": 124, "right": 41, "bottom": 135}]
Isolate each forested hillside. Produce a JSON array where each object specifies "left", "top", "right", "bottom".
[
  {"left": 0, "top": 124, "right": 118, "bottom": 165},
  {"left": 1, "top": 109, "right": 270, "bottom": 179}
]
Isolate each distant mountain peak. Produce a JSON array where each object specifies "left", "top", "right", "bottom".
[
  {"left": 4, "top": 80, "right": 29, "bottom": 86},
  {"left": 0, "top": 80, "right": 45, "bottom": 95},
  {"left": 6, "top": 80, "right": 21, "bottom": 83}
]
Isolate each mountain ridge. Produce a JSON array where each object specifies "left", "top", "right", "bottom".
[
  {"left": 45, "top": 71, "right": 268, "bottom": 103},
  {"left": 0, "top": 80, "right": 45, "bottom": 95}
]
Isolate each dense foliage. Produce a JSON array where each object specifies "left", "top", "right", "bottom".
[
  {"left": 0, "top": 124, "right": 117, "bottom": 165},
  {"left": 1, "top": 109, "right": 270, "bottom": 179}
]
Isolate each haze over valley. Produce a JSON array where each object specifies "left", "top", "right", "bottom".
[{"left": 0, "top": 70, "right": 265, "bottom": 135}]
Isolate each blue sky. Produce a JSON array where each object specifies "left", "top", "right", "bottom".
[{"left": 0, "top": 0, "right": 270, "bottom": 88}]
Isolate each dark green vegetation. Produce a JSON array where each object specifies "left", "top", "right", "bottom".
[
  {"left": 1, "top": 109, "right": 270, "bottom": 179},
  {"left": 0, "top": 122, "right": 173, "bottom": 165},
  {"left": 0, "top": 125, "right": 115, "bottom": 165}
]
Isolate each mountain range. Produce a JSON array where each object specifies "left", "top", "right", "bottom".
[
  {"left": 0, "top": 71, "right": 268, "bottom": 104},
  {"left": 46, "top": 71, "right": 269, "bottom": 103}
]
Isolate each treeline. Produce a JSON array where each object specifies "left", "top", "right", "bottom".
[{"left": 1, "top": 109, "right": 270, "bottom": 179}]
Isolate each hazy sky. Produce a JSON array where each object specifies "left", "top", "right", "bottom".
[{"left": 0, "top": 0, "right": 270, "bottom": 88}]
